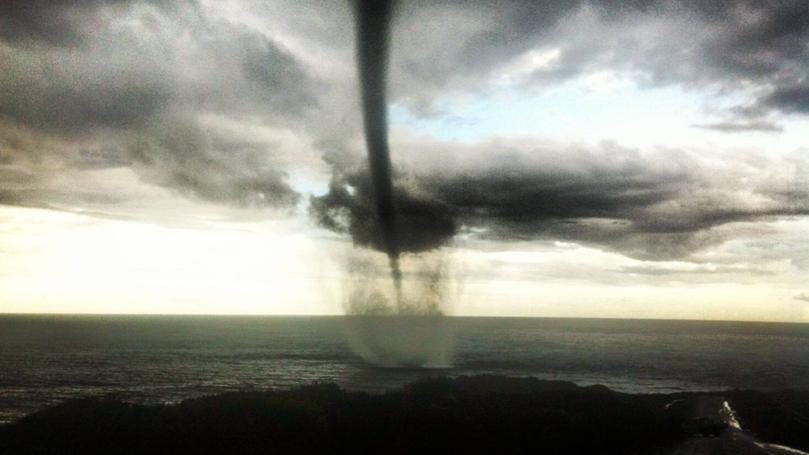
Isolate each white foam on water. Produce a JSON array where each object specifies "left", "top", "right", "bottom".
[
  {"left": 723, "top": 400, "right": 809, "bottom": 455},
  {"left": 755, "top": 442, "right": 809, "bottom": 455},
  {"left": 344, "top": 316, "right": 454, "bottom": 368},
  {"left": 721, "top": 400, "right": 742, "bottom": 429}
]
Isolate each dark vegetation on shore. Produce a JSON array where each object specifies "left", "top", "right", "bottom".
[{"left": 1, "top": 375, "right": 808, "bottom": 454}]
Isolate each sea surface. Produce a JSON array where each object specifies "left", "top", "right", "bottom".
[{"left": 1, "top": 315, "right": 808, "bottom": 424}]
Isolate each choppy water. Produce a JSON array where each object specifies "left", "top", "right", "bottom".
[{"left": 1, "top": 315, "right": 808, "bottom": 424}]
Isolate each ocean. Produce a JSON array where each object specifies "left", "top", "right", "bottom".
[{"left": 1, "top": 315, "right": 808, "bottom": 424}]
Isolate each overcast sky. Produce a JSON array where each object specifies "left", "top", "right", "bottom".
[{"left": 1, "top": 0, "right": 808, "bottom": 320}]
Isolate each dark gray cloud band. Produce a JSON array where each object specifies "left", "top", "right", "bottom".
[
  {"left": 312, "top": 141, "right": 809, "bottom": 260},
  {"left": 389, "top": 0, "right": 809, "bottom": 127}
]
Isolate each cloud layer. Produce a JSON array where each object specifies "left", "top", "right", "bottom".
[
  {"left": 312, "top": 137, "right": 809, "bottom": 259},
  {"left": 0, "top": 0, "right": 323, "bottom": 211},
  {"left": 1, "top": 0, "right": 807, "bottom": 264}
]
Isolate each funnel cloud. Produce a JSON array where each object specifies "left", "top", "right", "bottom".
[{"left": 353, "top": 0, "right": 403, "bottom": 296}]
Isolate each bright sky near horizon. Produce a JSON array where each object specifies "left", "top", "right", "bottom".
[{"left": 1, "top": 0, "right": 808, "bottom": 321}]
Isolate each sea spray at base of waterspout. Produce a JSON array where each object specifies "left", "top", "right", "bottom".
[
  {"left": 344, "top": 315, "right": 454, "bottom": 368},
  {"left": 339, "top": 252, "right": 460, "bottom": 368},
  {"left": 348, "top": 0, "right": 457, "bottom": 369}
]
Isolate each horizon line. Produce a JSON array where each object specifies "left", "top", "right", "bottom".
[{"left": 1, "top": 312, "right": 807, "bottom": 325}]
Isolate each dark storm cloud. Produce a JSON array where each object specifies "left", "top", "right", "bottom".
[
  {"left": 453, "top": 0, "right": 579, "bottom": 73},
  {"left": 696, "top": 1, "right": 809, "bottom": 119},
  {"left": 0, "top": 3, "right": 175, "bottom": 135},
  {"left": 313, "top": 141, "right": 809, "bottom": 260},
  {"left": 389, "top": 0, "right": 809, "bottom": 127},
  {"left": 1, "top": 0, "right": 807, "bottom": 253},
  {"left": 0, "top": 0, "right": 128, "bottom": 47},
  {"left": 130, "top": 113, "right": 299, "bottom": 208},
  {"left": 242, "top": 35, "right": 313, "bottom": 105},
  {"left": 0, "top": 0, "right": 318, "bottom": 211},
  {"left": 310, "top": 172, "right": 457, "bottom": 254},
  {"left": 0, "top": 3, "right": 315, "bottom": 132},
  {"left": 695, "top": 1, "right": 808, "bottom": 75},
  {"left": 760, "top": 84, "right": 809, "bottom": 114},
  {"left": 188, "top": 27, "right": 318, "bottom": 119},
  {"left": 0, "top": 59, "right": 171, "bottom": 134}
]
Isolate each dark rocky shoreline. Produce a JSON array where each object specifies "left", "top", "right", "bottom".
[{"left": 1, "top": 375, "right": 807, "bottom": 454}]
